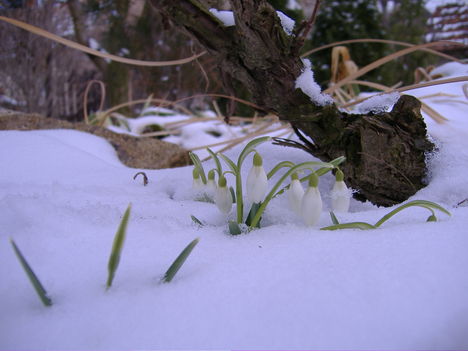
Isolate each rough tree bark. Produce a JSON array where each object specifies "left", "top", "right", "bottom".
[{"left": 149, "top": 0, "right": 434, "bottom": 207}]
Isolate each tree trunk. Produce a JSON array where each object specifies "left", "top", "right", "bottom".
[{"left": 149, "top": 0, "right": 434, "bottom": 207}]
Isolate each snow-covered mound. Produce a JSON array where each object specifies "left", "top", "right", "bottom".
[{"left": 1, "top": 63, "right": 467, "bottom": 349}]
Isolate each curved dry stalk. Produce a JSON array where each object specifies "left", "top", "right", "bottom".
[
  {"left": 325, "top": 42, "right": 466, "bottom": 95},
  {"left": 98, "top": 98, "right": 195, "bottom": 126},
  {"left": 341, "top": 76, "right": 468, "bottom": 109},
  {"left": 414, "top": 67, "right": 433, "bottom": 84},
  {"left": 418, "top": 93, "right": 460, "bottom": 99},
  {"left": 301, "top": 38, "right": 464, "bottom": 64},
  {"left": 83, "top": 80, "right": 106, "bottom": 124},
  {"left": 396, "top": 76, "right": 468, "bottom": 93},
  {"left": 0, "top": 15, "right": 206, "bottom": 67},
  {"left": 463, "top": 83, "right": 468, "bottom": 99},
  {"left": 192, "top": 121, "right": 285, "bottom": 152},
  {"left": 174, "top": 93, "right": 265, "bottom": 111}
]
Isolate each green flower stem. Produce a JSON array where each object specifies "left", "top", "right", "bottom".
[
  {"left": 218, "top": 136, "right": 271, "bottom": 224},
  {"left": 267, "top": 161, "right": 295, "bottom": 179},
  {"left": 207, "top": 148, "right": 223, "bottom": 176},
  {"left": 250, "top": 160, "right": 338, "bottom": 228},
  {"left": 273, "top": 156, "right": 346, "bottom": 198}
]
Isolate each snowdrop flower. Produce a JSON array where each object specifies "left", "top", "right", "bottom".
[
  {"left": 205, "top": 169, "right": 217, "bottom": 198},
  {"left": 192, "top": 167, "right": 203, "bottom": 191},
  {"left": 246, "top": 152, "right": 268, "bottom": 204},
  {"left": 301, "top": 173, "right": 322, "bottom": 226},
  {"left": 215, "top": 175, "right": 232, "bottom": 214},
  {"left": 288, "top": 173, "right": 304, "bottom": 215},
  {"left": 331, "top": 169, "right": 351, "bottom": 213}
]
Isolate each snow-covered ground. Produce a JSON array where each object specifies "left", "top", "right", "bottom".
[{"left": 1, "top": 63, "right": 467, "bottom": 349}]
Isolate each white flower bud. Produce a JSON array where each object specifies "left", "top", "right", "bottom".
[
  {"left": 331, "top": 169, "right": 351, "bottom": 213},
  {"left": 215, "top": 176, "right": 232, "bottom": 214},
  {"left": 246, "top": 152, "right": 268, "bottom": 204},
  {"left": 301, "top": 173, "right": 322, "bottom": 226},
  {"left": 192, "top": 167, "right": 203, "bottom": 191},
  {"left": 288, "top": 173, "right": 304, "bottom": 215},
  {"left": 205, "top": 170, "right": 217, "bottom": 198}
]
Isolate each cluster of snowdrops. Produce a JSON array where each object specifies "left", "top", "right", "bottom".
[
  {"left": 190, "top": 136, "right": 349, "bottom": 233},
  {"left": 190, "top": 137, "right": 450, "bottom": 234}
]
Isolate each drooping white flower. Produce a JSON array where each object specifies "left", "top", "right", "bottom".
[
  {"left": 215, "top": 175, "right": 232, "bottom": 214},
  {"left": 331, "top": 169, "right": 351, "bottom": 213},
  {"left": 288, "top": 173, "right": 304, "bottom": 215},
  {"left": 192, "top": 167, "right": 203, "bottom": 191},
  {"left": 205, "top": 169, "right": 217, "bottom": 198},
  {"left": 301, "top": 173, "right": 322, "bottom": 226},
  {"left": 246, "top": 152, "right": 268, "bottom": 204}
]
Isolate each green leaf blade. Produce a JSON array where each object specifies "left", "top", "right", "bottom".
[
  {"left": 106, "top": 203, "right": 131, "bottom": 290},
  {"left": 330, "top": 211, "right": 340, "bottom": 225},
  {"left": 228, "top": 221, "right": 242, "bottom": 235},
  {"left": 10, "top": 238, "right": 53, "bottom": 307},
  {"left": 374, "top": 200, "right": 451, "bottom": 228},
  {"left": 189, "top": 152, "right": 207, "bottom": 184},
  {"left": 321, "top": 222, "right": 376, "bottom": 231},
  {"left": 190, "top": 214, "right": 204, "bottom": 226},
  {"left": 162, "top": 238, "right": 200, "bottom": 283}
]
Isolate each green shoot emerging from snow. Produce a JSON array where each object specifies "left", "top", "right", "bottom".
[
  {"left": 321, "top": 200, "right": 451, "bottom": 230},
  {"left": 10, "top": 238, "right": 53, "bottom": 307},
  {"left": 162, "top": 238, "right": 200, "bottom": 283},
  {"left": 106, "top": 203, "right": 131, "bottom": 290}
]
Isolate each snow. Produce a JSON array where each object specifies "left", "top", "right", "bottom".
[
  {"left": 276, "top": 10, "right": 295, "bottom": 36},
  {"left": 431, "top": 61, "right": 468, "bottom": 78},
  {"left": 1, "top": 63, "right": 468, "bottom": 349},
  {"left": 352, "top": 91, "right": 401, "bottom": 114},
  {"left": 209, "top": 8, "right": 235, "bottom": 27},
  {"left": 295, "top": 59, "right": 334, "bottom": 106}
]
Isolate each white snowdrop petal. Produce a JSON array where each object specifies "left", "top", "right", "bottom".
[
  {"left": 215, "top": 186, "right": 233, "bottom": 214},
  {"left": 288, "top": 179, "right": 304, "bottom": 215},
  {"left": 246, "top": 165, "right": 268, "bottom": 203},
  {"left": 301, "top": 187, "right": 322, "bottom": 226},
  {"left": 192, "top": 178, "right": 204, "bottom": 191},
  {"left": 331, "top": 181, "right": 351, "bottom": 213},
  {"left": 205, "top": 179, "right": 217, "bottom": 197}
]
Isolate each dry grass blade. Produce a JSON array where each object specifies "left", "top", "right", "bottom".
[
  {"left": 421, "top": 102, "right": 449, "bottom": 123},
  {"left": 341, "top": 76, "right": 468, "bottom": 109},
  {"left": 174, "top": 93, "right": 265, "bottom": 111},
  {"left": 97, "top": 98, "right": 195, "bottom": 126},
  {"left": 396, "top": 76, "right": 468, "bottom": 94},
  {"left": 325, "top": 42, "right": 466, "bottom": 95},
  {"left": 301, "top": 38, "right": 464, "bottom": 64},
  {"left": 463, "top": 83, "right": 468, "bottom": 99},
  {"left": 0, "top": 15, "right": 206, "bottom": 67}
]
